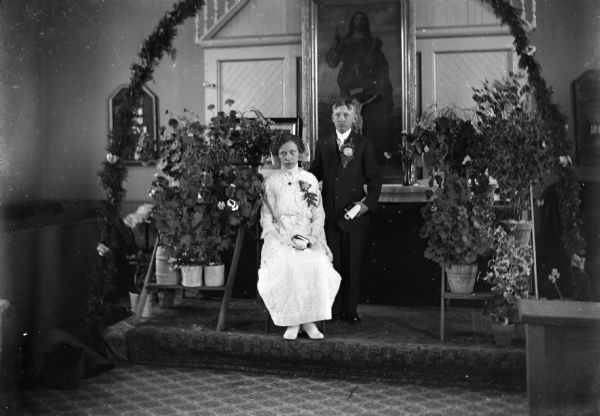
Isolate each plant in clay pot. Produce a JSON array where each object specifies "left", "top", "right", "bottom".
[
  {"left": 386, "top": 107, "right": 483, "bottom": 189},
  {"left": 149, "top": 102, "right": 271, "bottom": 288},
  {"left": 483, "top": 226, "right": 533, "bottom": 345},
  {"left": 420, "top": 172, "right": 495, "bottom": 293}
]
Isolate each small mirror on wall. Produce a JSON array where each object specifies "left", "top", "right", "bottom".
[{"left": 108, "top": 84, "right": 159, "bottom": 163}]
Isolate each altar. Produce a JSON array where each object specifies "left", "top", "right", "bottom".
[{"left": 361, "top": 184, "right": 440, "bottom": 306}]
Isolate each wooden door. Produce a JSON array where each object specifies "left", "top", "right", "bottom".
[{"left": 204, "top": 44, "right": 301, "bottom": 121}]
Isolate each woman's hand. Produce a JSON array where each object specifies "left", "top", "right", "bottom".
[
  {"left": 310, "top": 240, "right": 333, "bottom": 260},
  {"left": 268, "top": 231, "right": 294, "bottom": 247}
]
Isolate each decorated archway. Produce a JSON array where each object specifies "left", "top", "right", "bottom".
[{"left": 88, "top": 0, "right": 588, "bottom": 346}]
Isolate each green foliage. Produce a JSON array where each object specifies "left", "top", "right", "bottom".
[
  {"left": 419, "top": 173, "right": 495, "bottom": 266},
  {"left": 482, "top": 0, "right": 588, "bottom": 297},
  {"left": 88, "top": 0, "right": 205, "bottom": 350},
  {"left": 397, "top": 108, "right": 485, "bottom": 194},
  {"left": 208, "top": 105, "right": 275, "bottom": 165},
  {"left": 471, "top": 74, "right": 552, "bottom": 214},
  {"left": 483, "top": 227, "right": 533, "bottom": 324},
  {"left": 149, "top": 106, "right": 270, "bottom": 266}
]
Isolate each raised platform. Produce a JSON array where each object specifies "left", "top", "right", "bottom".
[{"left": 104, "top": 296, "right": 526, "bottom": 392}]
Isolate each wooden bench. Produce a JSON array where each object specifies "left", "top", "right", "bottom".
[{"left": 518, "top": 299, "right": 600, "bottom": 416}]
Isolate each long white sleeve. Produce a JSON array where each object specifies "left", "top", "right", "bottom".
[
  {"left": 260, "top": 180, "right": 276, "bottom": 239},
  {"left": 309, "top": 179, "right": 327, "bottom": 243}
]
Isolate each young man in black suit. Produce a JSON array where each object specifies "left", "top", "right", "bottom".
[{"left": 310, "top": 98, "right": 383, "bottom": 324}]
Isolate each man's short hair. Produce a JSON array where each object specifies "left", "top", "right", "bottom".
[{"left": 331, "top": 98, "right": 356, "bottom": 112}]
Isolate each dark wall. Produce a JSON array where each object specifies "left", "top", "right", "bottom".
[{"left": 0, "top": 203, "right": 99, "bottom": 391}]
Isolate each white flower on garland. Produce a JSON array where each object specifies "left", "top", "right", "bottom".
[
  {"left": 523, "top": 45, "right": 537, "bottom": 56},
  {"left": 217, "top": 201, "right": 226, "bottom": 210},
  {"left": 156, "top": 158, "right": 167, "bottom": 171},
  {"left": 168, "top": 177, "right": 180, "bottom": 188},
  {"left": 227, "top": 199, "right": 239, "bottom": 211},
  {"left": 96, "top": 243, "right": 110, "bottom": 256},
  {"left": 124, "top": 203, "right": 154, "bottom": 228},
  {"left": 548, "top": 268, "right": 560, "bottom": 284},
  {"left": 558, "top": 155, "right": 572, "bottom": 167},
  {"left": 106, "top": 153, "right": 119, "bottom": 164}
]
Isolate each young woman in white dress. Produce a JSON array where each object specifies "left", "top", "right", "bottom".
[{"left": 257, "top": 133, "right": 341, "bottom": 340}]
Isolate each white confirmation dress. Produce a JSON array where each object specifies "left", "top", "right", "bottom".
[{"left": 257, "top": 167, "right": 341, "bottom": 327}]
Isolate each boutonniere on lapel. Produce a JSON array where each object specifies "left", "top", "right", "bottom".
[
  {"left": 340, "top": 141, "right": 355, "bottom": 168},
  {"left": 298, "top": 180, "right": 318, "bottom": 208}
]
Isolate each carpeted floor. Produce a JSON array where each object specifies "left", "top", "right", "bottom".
[{"left": 103, "top": 295, "right": 526, "bottom": 392}]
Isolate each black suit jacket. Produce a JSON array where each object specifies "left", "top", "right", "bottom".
[{"left": 310, "top": 131, "right": 382, "bottom": 232}]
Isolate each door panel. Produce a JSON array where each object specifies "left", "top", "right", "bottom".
[
  {"left": 204, "top": 44, "right": 301, "bottom": 121},
  {"left": 220, "top": 59, "right": 284, "bottom": 116}
]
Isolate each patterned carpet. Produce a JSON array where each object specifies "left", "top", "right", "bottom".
[
  {"left": 103, "top": 296, "right": 525, "bottom": 391},
  {"left": 5, "top": 364, "right": 529, "bottom": 416}
]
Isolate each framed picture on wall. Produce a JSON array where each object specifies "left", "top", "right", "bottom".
[
  {"left": 108, "top": 84, "right": 159, "bottom": 163},
  {"left": 270, "top": 117, "right": 302, "bottom": 137},
  {"left": 572, "top": 70, "right": 600, "bottom": 166},
  {"left": 302, "top": 0, "right": 415, "bottom": 181}
]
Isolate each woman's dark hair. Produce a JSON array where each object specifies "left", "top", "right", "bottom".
[{"left": 270, "top": 132, "right": 305, "bottom": 156}]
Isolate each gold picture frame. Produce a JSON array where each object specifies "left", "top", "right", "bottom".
[{"left": 301, "top": 0, "right": 416, "bottom": 180}]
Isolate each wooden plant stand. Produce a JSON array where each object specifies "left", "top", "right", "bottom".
[{"left": 132, "top": 224, "right": 246, "bottom": 331}]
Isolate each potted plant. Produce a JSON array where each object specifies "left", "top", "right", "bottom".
[
  {"left": 171, "top": 245, "right": 204, "bottom": 287},
  {"left": 414, "top": 108, "right": 493, "bottom": 287},
  {"left": 149, "top": 110, "right": 209, "bottom": 285},
  {"left": 149, "top": 102, "right": 271, "bottom": 289},
  {"left": 471, "top": 73, "right": 552, "bottom": 236},
  {"left": 200, "top": 104, "right": 269, "bottom": 286},
  {"left": 483, "top": 226, "right": 534, "bottom": 345},
  {"left": 207, "top": 100, "right": 274, "bottom": 166},
  {"left": 419, "top": 172, "right": 495, "bottom": 293},
  {"left": 200, "top": 178, "right": 240, "bottom": 288}
]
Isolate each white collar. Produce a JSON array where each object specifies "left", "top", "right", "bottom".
[
  {"left": 336, "top": 129, "right": 351, "bottom": 143},
  {"left": 281, "top": 166, "right": 300, "bottom": 176}
]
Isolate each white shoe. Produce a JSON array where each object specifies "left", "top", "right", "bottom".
[
  {"left": 283, "top": 325, "right": 300, "bottom": 340},
  {"left": 301, "top": 322, "right": 324, "bottom": 340}
]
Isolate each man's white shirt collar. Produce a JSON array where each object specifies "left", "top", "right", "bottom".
[{"left": 336, "top": 129, "right": 351, "bottom": 146}]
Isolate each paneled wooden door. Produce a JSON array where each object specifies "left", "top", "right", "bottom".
[
  {"left": 418, "top": 36, "right": 516, "bottom": 116},
  {"left": 204, "top": 44, "right": 301, "bottom": 121}
]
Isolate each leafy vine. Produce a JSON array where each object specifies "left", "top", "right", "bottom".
[
  {"left": 482, "top": 0, "right": 589, "bottom": 296},
  {"left": 86, "top": 0, "right": 205, "bottom": 347}
]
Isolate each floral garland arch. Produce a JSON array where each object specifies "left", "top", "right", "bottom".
[{"left": 87, "top": 0, "right": 589, "bottom": 345}]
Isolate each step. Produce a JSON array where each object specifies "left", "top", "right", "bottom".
[{"left": 104, "top": 298, "right": 525, "bottom": 391}]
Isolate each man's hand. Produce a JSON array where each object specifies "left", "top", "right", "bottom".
[{"left": 354, "top": 201, "right": 369, "bottom": 218}]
